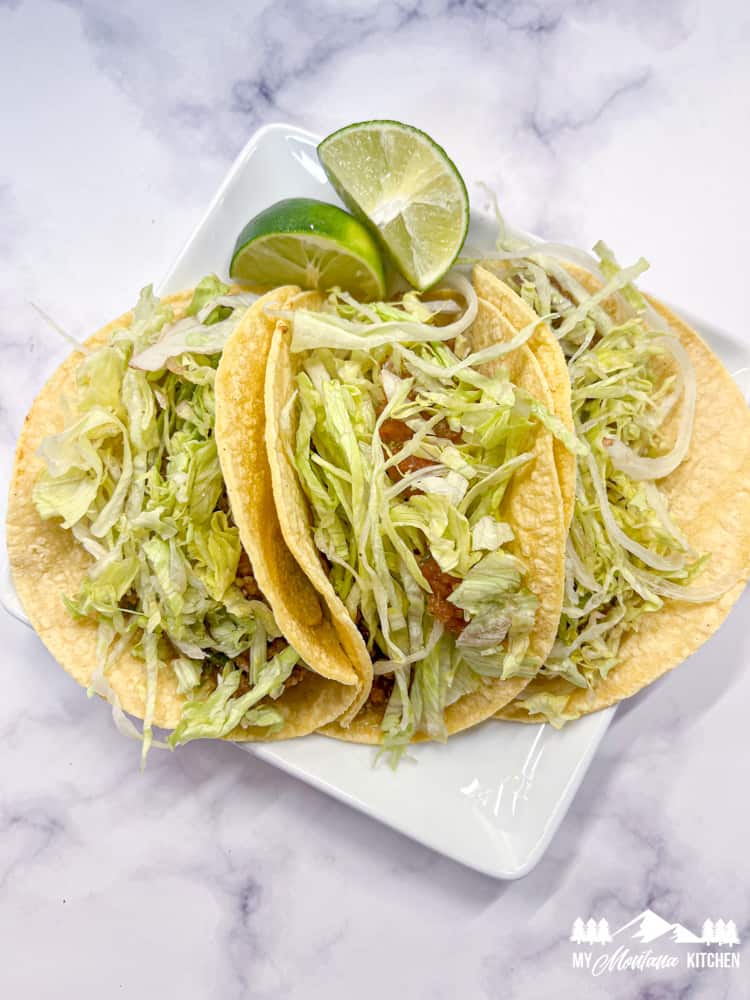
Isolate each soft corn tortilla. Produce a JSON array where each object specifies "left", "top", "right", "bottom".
[
  {"left": 7, "top": 289, "right": 359, "bottom": 740},
  {"left": 496, "top": 271, "right": 750, "bottom": 723},
  {"left": 474, "top": 264, "right": 575, "bottom": 530},
  {"left": 258, "top": 292, "right": 567, "bottom": 743}
]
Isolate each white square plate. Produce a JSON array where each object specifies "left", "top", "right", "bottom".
[{"left": 4, "top": 123, "right": 748, "bottom": 879}]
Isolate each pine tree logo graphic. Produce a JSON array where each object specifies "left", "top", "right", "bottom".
[
  {"left": 700, "top": 919, "right": 740, "bottom": 946},
  {"left": 570, "top": 911, "right": 741, "bottom": 947},
  {"left": 570, "top": 917, "right": 612, "bottom": 945}
]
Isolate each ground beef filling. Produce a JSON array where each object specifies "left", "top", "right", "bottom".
[
  {"left": 379, "top": 418, "right": 414, "bottom": 444},
  {"left": 355, "top": 416, "right": 469, "bottom": 712},
  {"left": 236, "top": 549, "right": 261, "bottom": 600},
  {"left": 367, "top": 674, "right": 395, "bottom": 708},
  {"left": 380, "top": 415, "right": 463, "bottom": 495},
  {"left": 360, "top": 417, "right": 470, "bottom": 711},
  {"left": 385, "top": 453, "right": 435, "bottom": 484},
  {"left": 234, "top": 661, "right": 306, "bottom": 698},
  {"left": 379, "top": 417, "right": 467, "bottom": 636},
  {"left": 420, "top": 556, "right": 466, "bottom": 635},
  {"left": 380, "top": 415, "right": 461, "bottom": 452},
  {"left": 432, "top": 419, "right": 462, "bottom": 444},
  {"left": 380, "top": 418, "right": 434, "bottom": 488},
  {"left": 233, "top": 645, "right": 303, "bottom": 698},
  {"left": 209, "top": 548, "right": 305, "bottom": 700}
]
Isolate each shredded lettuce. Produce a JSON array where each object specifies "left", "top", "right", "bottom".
[
  {"left": 129, "top": 276, "right": 258, "bottom": 371},
  {"left": 489, "top": 243, "right": 711, "bottom": 722},
  {"left": 168, "top": 645, "right": 297, "bottom": 745},
  {"left": 284, "top": 273, "right": 479, "bottom": 352},
  {"left": 509, "top": 690, "right": 579, "bottom": 729},
  {"left": 33, "top": 279, "right": 299, "bottom": 759},
  {"left": 289, "top": 289, "right": 554, "bottom": 754},
  {"left": 186, "top": 274, "right": 233, "bottom": 317}
]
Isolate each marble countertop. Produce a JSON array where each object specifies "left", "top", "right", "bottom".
[{"left": 1, "top": 2, "right": 749, "bottom": 997}]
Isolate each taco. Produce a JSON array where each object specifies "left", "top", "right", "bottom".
[
  {"left": 480, "top": 248, "right": 750, "bottom": 725},
  {"left": 473, "top": 265, "right": 576, "bottom": 531},
  {"left": 6, "top": 278, "right": 361, "bottom": 758},
  {"left": 231, "top": 277, "right": 569, "bottom": 756},
  {"left": 214, "top": 288, "right": 372, "bottom": 726}
]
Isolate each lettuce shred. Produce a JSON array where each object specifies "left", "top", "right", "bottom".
[
  {"left": 492, "top": 245, "right": 708, "bottom": 723},
  {"left": 33, "top": 276, "right": 298, "bottom": 759},
  {"left": 289, "top": 289, "right": 557, "bottom": 755}
]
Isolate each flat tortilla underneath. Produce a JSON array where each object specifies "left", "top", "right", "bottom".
[
  {"left": 7, "top": 290, "right": 358, "bottom": 741},
  {"left": 497, "top": 290, "right": 750, "bottom": 724}
]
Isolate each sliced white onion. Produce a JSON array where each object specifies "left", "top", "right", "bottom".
[
  {"left": 603, "top": 335, "right": 696, "bottom": 481},
  {"left": 584, "top": 450, "right": 684, "bottom": 572},
  {"left": 288, "top": 272, "right": 479, "bottom": 353},
  {"left": 566, "top": 537, "right": 600, "bottom": 593},
  {"left": 632, "top": 567, "right": 737, "bottom": 604},
  {"left": 642, "top": 481, "right": 694, "bottom": 554},
  {"left": 642, "top": 381, "right": 682, "bottom": 434},
  {"left": 620, "top": 564, "right": 665, "bottom": 604},
  {"left": 469, "top": 240, "right": 607, "bottom": 279},
  {"left": 423, "top": 299, "right": 462, "bottom": 315},
  {"left": 643, "top": 302, "right": 670, "bottom": 333}
]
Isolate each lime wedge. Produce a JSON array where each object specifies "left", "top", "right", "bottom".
[
  {"left": 229, "top": 197, "right": 386, "bottom": 300},
  {"left": 318, "top": 120, "right": 469, "bottom": 291}
]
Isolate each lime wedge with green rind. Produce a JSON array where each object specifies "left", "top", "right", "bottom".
[
  {"left": 229, "top": 197, "right": 386, "bottom": 300},
  {"left": 317, "top": 120, "right": 469, "bottom": 291}
]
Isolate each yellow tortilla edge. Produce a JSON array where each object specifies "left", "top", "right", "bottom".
[
  {"left": 7, "top": 288, "right": 357, "bottom": 741},
  {"left": 497, "top": 278, "right": 750, "bottom": 723}
]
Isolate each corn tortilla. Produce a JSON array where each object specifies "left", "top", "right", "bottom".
[
  {"left": 259, "top": 291, "right": 566, "bottom": 742},
  {"left": 7, "top": 289, "right": 359, "bottom": 740},
  {"left": 473, "top": 264, "right": 576, "bottom": 530},
  {"left": 496, "top": 273, "right": 750, "bottom": 723}
]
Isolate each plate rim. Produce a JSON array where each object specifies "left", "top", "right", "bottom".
[{"left": 156, "top": 121, "right": 320, "bottom": 297}]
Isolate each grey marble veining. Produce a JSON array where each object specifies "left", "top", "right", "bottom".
[{"left": 1, "top": 1, "right": 749, "bottom": 997}]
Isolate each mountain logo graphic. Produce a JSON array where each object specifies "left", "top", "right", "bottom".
[
  {"left": 614, "top": 909, "right": 701, "bottom": 944},
  {"left": 570, "top": 909, "right": 740, "bottom": 947}
]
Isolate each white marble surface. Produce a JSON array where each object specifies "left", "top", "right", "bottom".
[{"left": 1, "top": 1, "right": 749, "bottom": 997}]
